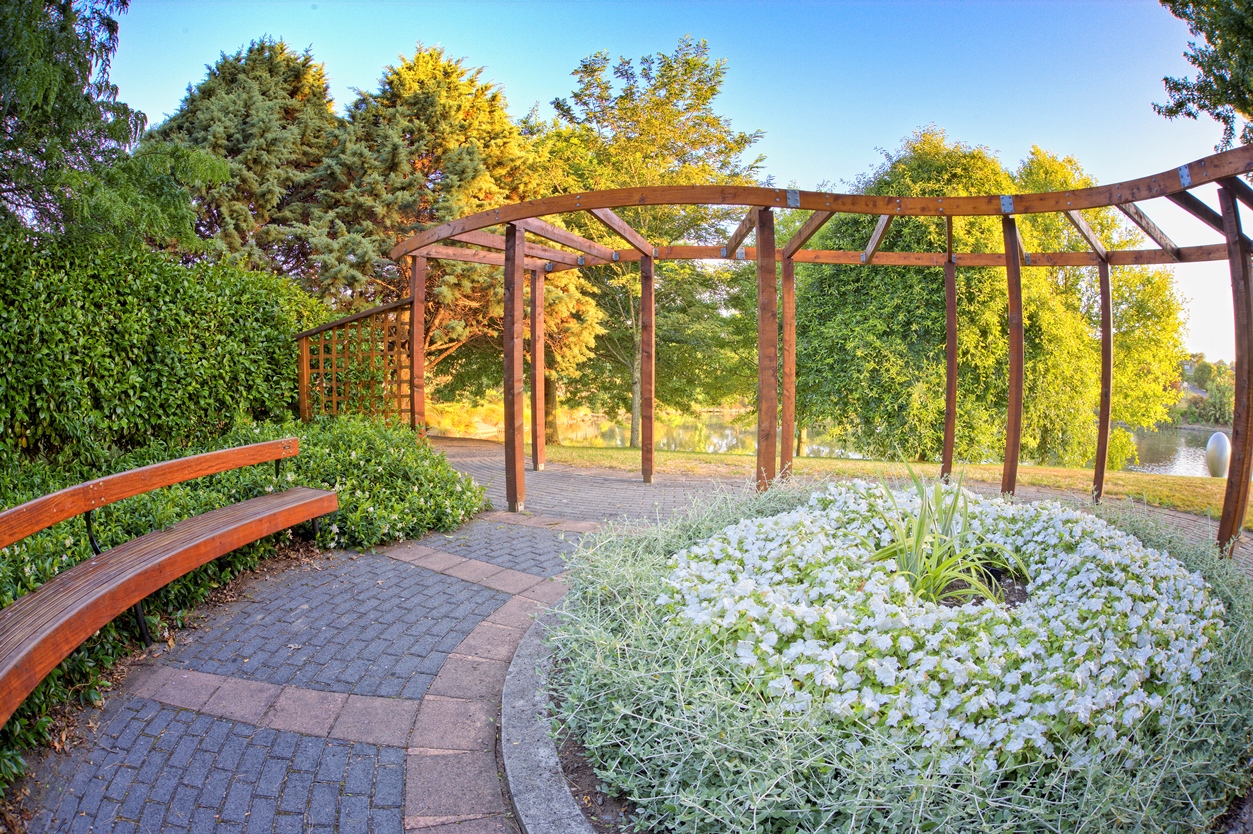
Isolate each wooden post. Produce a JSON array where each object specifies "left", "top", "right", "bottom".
[
  {"left": 941, "top": 217, "right": 957, "bottom": 481},
  {"left": 1218, "top": 183, "right": 1253, "bottom": 549},
  {"left": 780, "top": 256, "right": 796, "bottom": 478},
  {"left": 1001, "top": 216, "right": 1025, "bottom": 496},
  {"left": 1093, "top": 258, "right": 1113, "bottom": 502},
  {"left": 298, "top": 335, "right": 311, "bottom": 422},
  {"left": 409, "top": 255, "right": 427, "bottom": 428},
  {"left": 503, "top": 226, "right": 526, "bottom": 512},
  {"left": 530, "top": 268, "right": 546, "bottom": 472},
  {"left": 756, "top": 208, "right": 779, "bottom": 491},
  {"left": 641, "top": 254, "right": 656, "bottom": 484}
]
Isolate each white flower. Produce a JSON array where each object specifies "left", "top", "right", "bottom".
[{"left": 657, "top": 481, "right": 1225, "bottom": 770}]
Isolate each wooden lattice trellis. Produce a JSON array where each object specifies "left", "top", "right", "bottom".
[{"left": 296, "top": 298, "right": 418, "bottom": 425}]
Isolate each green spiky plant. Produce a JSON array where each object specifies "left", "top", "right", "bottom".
[{"left": 867, "top": 468, "right": 1024, "bottom": 604}]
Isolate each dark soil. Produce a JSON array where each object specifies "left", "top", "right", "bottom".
[
  {"left": 557, "top": 731, "right": 646, "bottom": 834},
  {"left": 940, "top": 569, "right": 1029, "bottom": 609}
]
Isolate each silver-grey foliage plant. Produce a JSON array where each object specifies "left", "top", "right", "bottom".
[{"left": 548, "top": 481, "right": 1253, "bottom": 833}]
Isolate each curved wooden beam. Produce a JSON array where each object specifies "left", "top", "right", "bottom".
[
  {"left": 593, "top": 243, "right": 1230, "bottom": 268},
  {"left": 390, "top": 145, "right": 1253, "bottom": 259}
]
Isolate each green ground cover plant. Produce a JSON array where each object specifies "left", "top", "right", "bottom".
[
  {"left": 550, "top": 479, "right": 1253, "bottom": 833},
  {"left": 0, "top": 416, "right": 486, "bottom": 787}
]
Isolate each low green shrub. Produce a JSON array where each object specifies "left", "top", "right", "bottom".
[
  {"left": 0, "top": 415, "right": 485, "bottom": 788},
  {"left": 0, "top": 233, "right": 330, "bottom": 459},
  {"left": 550, "top": 482, "right": 1253, "bottom": 833}
]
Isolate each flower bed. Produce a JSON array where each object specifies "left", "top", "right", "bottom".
[
  {"left": 551, "top": 482, "right": 1253, "bottom": 833},
  {"left": 659, "top": 481, "right": 1223, "bottom": 771}
]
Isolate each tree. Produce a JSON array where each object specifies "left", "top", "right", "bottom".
[
  {"left": 1193, "top": 357, "right": 1215, "bottom": 390},
  {"left": 300, "top": 44, "right": 538, "bottom": 301},
  {"left": 796, "top": 129, "right": 1184, "bottom": 469},
  {"left": 300, "top": 45, "right": 602, "bottom": 387},
  {"left": 146, "top": 39, "right": 338, "bottom": 278},
  {"left": 1157, "top": 1, "right": 1253, "bottom": 147},
  {"left": 532, "top": 36, "right": 763, "bottom": 446},
  {"left": 0, "top": 0, "right": 219, "bottom": 244}
]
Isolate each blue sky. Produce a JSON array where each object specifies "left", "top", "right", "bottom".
[{"left": 113, "top": 0, "right": 1241, "bottom": 359}]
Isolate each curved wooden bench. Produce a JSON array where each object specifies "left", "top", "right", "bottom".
[{"left": 0, "top": 438, "right": 338, "bottom": 729}]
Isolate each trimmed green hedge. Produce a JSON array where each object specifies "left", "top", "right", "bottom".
[
  {"left": 0, "top": 416, "right": 487, "bottom": 787},
  {"left": 0, "top": 234, "right": 329, "bottom": 459}
]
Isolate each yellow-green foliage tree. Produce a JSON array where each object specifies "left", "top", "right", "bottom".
[
  {"left": 530, "top": 37, "right": 762, "bottom": 446},
  {"left": 797, "top": 129, "right": 1184, "bottom": 469}
]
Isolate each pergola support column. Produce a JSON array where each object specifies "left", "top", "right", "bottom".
[
  {"left": 503, "top": 226, "right": 526, "bottom": 512},
  {"left": 756, "top": 208, "right": 778, "bottom": 491},
  {"left": 780, "top": 256, "right": 796, "bottom": 478},
  {"left": 1093, "top": 259, "right": 1113, "bottom": 502},
  {"left": 1218, "top": 183, "right": 1253, "bottom": 550},
  {"left": 1001, "top": 216, "right": 1025, "bottom": 496},
  {"left": 530, "top": 268, "right": 545, "bottom": 472},
  {"left": 641, "top": 254, "right": 655, "bottom": 484},
  {"left": 940, "top": 217, "right": 957, "bottom": 481},
  {"left": 409, "top": 255, "right": 427, "bottom": 428}
]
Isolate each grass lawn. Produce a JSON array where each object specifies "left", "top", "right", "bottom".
[{"left": 537, "top": 443, "right": 1250, "bottom": 530}]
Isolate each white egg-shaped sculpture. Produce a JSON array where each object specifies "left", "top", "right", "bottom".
[{"left": 1207, "top": 431, "right": 1232, "bottom": 478}]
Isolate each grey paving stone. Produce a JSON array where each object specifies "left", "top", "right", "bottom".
[
  {"left": 433, "top": 436, "right": 734, "bottom": 523},
  {"left": 415, "top": 518, "right": 577, "bottom": 577},
  {"left": 25, "top": 698, "right": 421, "bottom": 834},
  {"left": 162, "top": 552, "right": 509, "bottom": 699}
]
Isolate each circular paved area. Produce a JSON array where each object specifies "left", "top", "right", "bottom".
[
  {"left": 15, "top": 438, "right": 1243, "bottom": 833},
  {"left": 19, "top": 439, "right": 734, "bottom": 833}
]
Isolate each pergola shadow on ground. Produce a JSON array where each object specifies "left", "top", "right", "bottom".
[{"left": 298, "top": 144, "right": 1253, "bottom": 550}]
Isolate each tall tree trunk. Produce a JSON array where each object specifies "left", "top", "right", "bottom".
[
  {"left": 544, "top": 371, "right": 560, "bottom": 445},
  {"left": 796, "top": 426, "right": 807, "bottom": 457}
]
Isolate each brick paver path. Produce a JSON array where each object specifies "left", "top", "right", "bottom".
[
  {"left": 20, "top": 438, "right": 731, "bottom": 833},
  {"left": 16, "top": 437, "right": 1238, "bottom": 832}
]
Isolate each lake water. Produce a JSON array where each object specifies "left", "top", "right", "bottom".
[
  {"left": 1126, "top": 426, "right": 1224, "bottom": 478},
  {"left": 551, "top": 412, "right": 863, "bottom": 458},
  {"left": 444, "top": 407, "right": 1227, "bottom": 478}
]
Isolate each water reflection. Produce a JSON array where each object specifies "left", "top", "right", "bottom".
[
  {"left": 434, "top": 406, "right": 1226, "bottom": 477},
  {"left": 1126, "top": 426, "right": 1218, "bottom": 478},
  {"left": 538, "top": 412, "right": 863, "bottom": 458}
]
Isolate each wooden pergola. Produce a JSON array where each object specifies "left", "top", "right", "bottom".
[{"left": 299, "top": 144, "right": 1253, "bottom": 549}]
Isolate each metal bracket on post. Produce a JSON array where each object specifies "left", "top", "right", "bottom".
[
  {"left": 786, "top": 190, "right": 800, "bottom": 208},
  {"left": 1000, "top": 195, "right": 1015, "bottom": 214},
  {"left": 1178, "top": 165, "right": 1193, "bottom": 188}
]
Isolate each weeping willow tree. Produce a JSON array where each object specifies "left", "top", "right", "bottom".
[{"left": 796, "top": 129, "right": 1184, "bottom": 469}]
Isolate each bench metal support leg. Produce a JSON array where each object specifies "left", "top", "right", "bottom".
[{"left": 133, "top": 601, "right": 153, "bottom": 647}]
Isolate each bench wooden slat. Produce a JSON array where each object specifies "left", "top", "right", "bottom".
[
  {"left": 0, "top": 439, "right": 300, "bottom": 550},
  {"left": 0, "top": 486, "right": 337, "bottom": 728}
]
